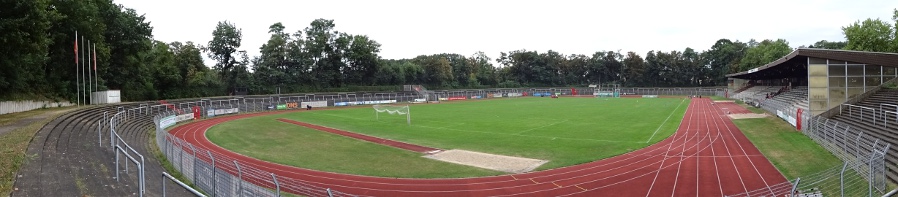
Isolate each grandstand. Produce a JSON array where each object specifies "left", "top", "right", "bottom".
[{"left": 726, "top": 48, "right": 898, "bottom": 191}]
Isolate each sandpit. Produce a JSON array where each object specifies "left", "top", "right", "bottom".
[
  {"left": 423, "top": 149, "right": 548, "bottom": 173},
  {"left": 728, "top": 113, "right": 769, "bottom": 119}
]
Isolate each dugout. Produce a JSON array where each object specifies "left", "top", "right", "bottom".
[{"left": 726, "top": 48, "right": 898, "bottom": 116}]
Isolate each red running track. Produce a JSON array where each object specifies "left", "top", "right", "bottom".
[{"left": 168, "top": 98, "right": 788, "bottom": 197}]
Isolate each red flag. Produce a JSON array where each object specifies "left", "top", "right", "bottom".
[
  {"left": 93, "top": 46, "right": 97, "bottom": 71},
  {"left": 74, "top": 37, "right": 79, "bottom": 64}
]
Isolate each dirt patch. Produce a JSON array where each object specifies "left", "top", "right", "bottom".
[
  {"left": 728, "top": 113, "right": 768, "bottom": 119},
  {"left": 423, "top": 149, "right": 548, "bottom": 173}
]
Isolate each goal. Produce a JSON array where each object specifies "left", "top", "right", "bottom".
[{"left": 373, "top": 105, "right": 411, "bottom": 125}]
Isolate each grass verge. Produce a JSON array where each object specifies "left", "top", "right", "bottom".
[
  {"left": 733, "top": 116, "right": 840, "bottom": 180},
  {"left": 147, "top": 126, "right": 209, "bottom": 196},
  {"left": 0, "top": 107, "right": 78, "bottom": 196}
]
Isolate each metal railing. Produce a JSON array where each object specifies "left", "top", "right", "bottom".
[{"left": 152, "top": 102, "right": 357, "bottom": 197}]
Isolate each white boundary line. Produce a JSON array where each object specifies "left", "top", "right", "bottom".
[
  {"left": 646, "top": 98, "right": 688, "bottom": 143},
  {"left": 513, "top": 120, "right": 569, "bottom": 135},
  {"left": 708, "top": 100, "right": 724, "bottom": 197},
  {"left": 712, "top": 100, "right": 750, "bottom": 194},
  {"left": 712, "top": 100, "right": 776, "bottom": 196},
  {"left": 645, "top": 99, "right": 693, "bottom": 197}
]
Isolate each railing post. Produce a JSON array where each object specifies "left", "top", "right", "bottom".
[
  {"left": 271, "top": 173, "right": 280, "bottom": 197},
  {"left": 115, "top": 147, "right": 120, "bottom": 181},
  {"left": 191, "top": 145, "right": 197, "bottom": 183},
  {"left": 207, "top": 150, "right": 216, "bottom": 197},
  {"left": 97, "top": 120, "right": 102, "bottom": 147},
  {"left": 234, "top": 161, "right": 242, "bottom": 197}
]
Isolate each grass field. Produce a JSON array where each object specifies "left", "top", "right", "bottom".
[{"left": 207, "top": 97, "right": 687, "bottom": 178}]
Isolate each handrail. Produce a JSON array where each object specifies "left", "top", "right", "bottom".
[
  {"left": 115, "top": 145, "right": 144, "bottom": 197},
  {"left": 162, "top": 172, "right": 206, "bottom": 197},
  {"left": 111, "top": 111, "right": 146, "bottom": 195},
  {"left": 841, "top": 104, "right": 878, "bottom": 126}
]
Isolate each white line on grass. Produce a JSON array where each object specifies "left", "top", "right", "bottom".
[
  {"left": 645, "top": 98, "right": 688, "bottom": 143},
  {"left": 513, "top": 120, "right": 570, "bottom": 135},
  {"left": 413, "top": 124, "right": 641, "bottom": 143}
]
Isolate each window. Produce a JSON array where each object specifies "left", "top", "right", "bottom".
[
  {"left": 865, "top": 65, "right": 882, "bottom": 76},
  {"left": 829, "top": 88, "right": 846, "bottom": 103},
  {"left": 829, "top": 64, "right": 845, "bottom": 76},
  {"left": 809, "top": 88, "right": 828, "bottom": 100},
  {"left": 809, "top": 64, "right": 828, "bottom": 76},
  {"left": 865, "top": 76, "right": 882, "bottom": 86},
  {"left": 847, "top": 88, "right": 864, "bottom": 99},
  {"left": 829, "top": 77, "right": 846, "bottom": 87},
  {"left": 846, "top": 65, "right": 864, "bottom": 76},
  {"left": 847, "top": 77, "right": 865, "bottom": 87},
  {"left": 810, "top": 77, "right": 828, "bottom": 88}
]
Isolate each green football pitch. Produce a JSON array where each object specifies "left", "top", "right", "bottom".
[{"left": 206, "top": 97, "right": 688, "bottom": 178}]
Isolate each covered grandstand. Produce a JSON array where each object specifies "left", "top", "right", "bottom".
[{"left": 726, "top": 48, "right": 898, "bottom": 189}]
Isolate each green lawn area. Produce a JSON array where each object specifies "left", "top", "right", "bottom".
[
  {"left": 732, "top": 116, "right": 840, "bottom": 180},
  {"left": 206, "top": 97, "right": 687, "bottom": 178}
]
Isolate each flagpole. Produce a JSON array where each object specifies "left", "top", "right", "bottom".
[
  {"left": 88, "top": 40, "right": 92, "bottom": 105},
  {"left": 82, "top": 36, "right": 86, "bottom": 105},
  {"left": 75, "top": 31, "right": 79, "bottom": 106},
  {"left": 94, "top": 44, "right": 98, "bottom": 96}
]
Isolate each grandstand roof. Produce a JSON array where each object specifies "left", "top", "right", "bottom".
[{"left": 726, "top": 48, "right": 898, "bottom": 79}]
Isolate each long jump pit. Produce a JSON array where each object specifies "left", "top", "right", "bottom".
[{"left": 423, "top": 149, "right": 548, "bottom": 173}]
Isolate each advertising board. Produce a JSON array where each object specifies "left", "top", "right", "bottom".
[
  {"left": 277, "top": 104, "right": 287, "bottom": 110},
  {"left": 302, "top": 101, "right": 329, "bottom": 108},
  {"left": 448, "top": 96, "right": 467, "bottom": 100},
  {"left": 286, "top": 102, "right": 299, "bottom": 109},
  {"left": 176, "top": 114, "right": 193, "bottom": 122},
  {"left": 160, "top": 115, "right": 176, "bottom": 129}
]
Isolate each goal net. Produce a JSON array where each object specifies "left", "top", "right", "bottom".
[{"left": 373, "top": 105, "right": 410, "bottom": 125}]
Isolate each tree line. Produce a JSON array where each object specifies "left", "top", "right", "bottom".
[{"left": 1, "top": 1, "right": 896, "bottom": 101}]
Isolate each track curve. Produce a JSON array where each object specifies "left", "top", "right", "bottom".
[{"left": 169, "top": 98, "right": 788, "bottom": 196}]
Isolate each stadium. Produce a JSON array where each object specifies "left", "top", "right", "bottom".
[{"left": 3, "top": 48, "right": 897, "bottom": 197}]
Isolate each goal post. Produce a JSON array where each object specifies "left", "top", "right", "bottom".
[{"left": 373, "top": 104, "right": 410, "bottom": 125}]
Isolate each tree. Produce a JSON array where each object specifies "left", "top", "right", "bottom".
[
  {"left": 622, "top": 52, "right": 645, "bottom": 86},
  {"left": 0, "top": 0, "right": 59, "bottom": 99},
  {"left": 208, "top": 20, "right": 243, "bottom": 92},
  {"left": 807, "top": 40, "right": 848, "bottom": 49},
  {"left": 345, "top": 35, "right": 381, "bottom": 85},
  {"left": 256, "top": 22, "right": 290, "bottom": 93},
  {"left": 842, "top": 18, "right": 895, "bottom": 53},
  {"left": 738, "top": 39, "right": 792, "bottom": 72},
  {"left": 705, "top": 39, "right": 747, "bottom": 85}
]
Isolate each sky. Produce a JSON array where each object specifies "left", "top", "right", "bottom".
[{"left": 115, "top": 0, "right": 898, "bottom": 66}]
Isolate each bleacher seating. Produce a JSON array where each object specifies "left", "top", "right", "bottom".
[
  {"left": 766, "top": 86, "right": 808, "bottom": 111},
  {"left": 828, "top": 88, "right": 898, "bottom": 182},
  {"left": 731, "top": 86, "right": 770, "bottom": 100},
  {"left": 831, "top": 88, "right": 898, "bottom": 134}
]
